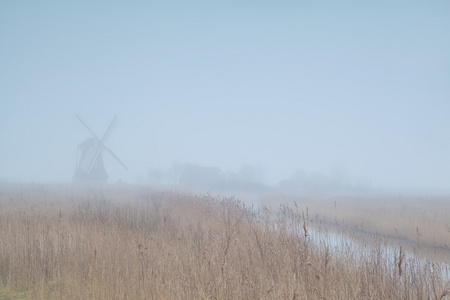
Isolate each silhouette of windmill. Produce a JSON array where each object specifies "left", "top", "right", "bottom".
[{"left": 74, "top": 115, "right": 127, "bottom": 183}]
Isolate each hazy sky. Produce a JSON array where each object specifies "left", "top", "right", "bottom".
[{"left": 1, "top": 1, "right": 449, "bottom": 192}]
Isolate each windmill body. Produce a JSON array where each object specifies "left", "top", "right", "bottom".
[{"left": 74, "top": 115, "right": 127, "bottom": 183}]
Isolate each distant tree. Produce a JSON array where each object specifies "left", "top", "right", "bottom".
[
  {"left": 148, "top": 168, "right": 164, "bottom": 186},
  {"left": 166, "top": 162, "right": 186, "bottom": 186},
  {"left": 279, "top": 166, "right": 352, "bottom": 195},
  {"left": 238, "top": 164, "right": 264, "bottom": 185},
  {"left": 178, "top": 164, "right": 225, "bottom": 189}
]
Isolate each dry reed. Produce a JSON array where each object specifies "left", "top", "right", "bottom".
[{"left": 0, "top": 184, "right": 449, "bottom": 299}]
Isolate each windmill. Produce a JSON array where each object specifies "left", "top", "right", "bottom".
[{"left": 74, "top": 115, "right": 127, "bottom": 183}]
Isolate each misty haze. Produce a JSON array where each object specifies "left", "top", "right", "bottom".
[
  {"left": 1, "top": 1, "right": 449, "bottom": 299},
  {"left": 1, "top": 1, "right": 449, "bottom": 194}
]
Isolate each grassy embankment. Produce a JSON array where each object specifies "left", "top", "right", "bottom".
[{"left": 0, "top": 184, "right": 449, "bottom": 299}]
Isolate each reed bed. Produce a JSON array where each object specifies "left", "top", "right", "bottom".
[
  {"left": 261, "top": 194, "right": 450, "bottom": 261},
  {"left": 0, "top": 184, "right": 449, "bottom": 299}
]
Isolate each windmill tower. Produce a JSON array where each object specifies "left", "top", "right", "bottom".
[{"left": 74, "top": 115, "right": 127, "bottom": 183}]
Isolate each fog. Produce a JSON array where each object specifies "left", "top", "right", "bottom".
[{"left": 1, "top": 1, "right": 450, "bottom": 194}]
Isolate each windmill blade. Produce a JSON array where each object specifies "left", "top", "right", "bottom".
[
  {"left": 105, "top": 147, "right": 128, "bottom": 170},
  {"left": 102, "top": 115, "right": 118, "bottom": 143},
  {"left": 76, "top": 114, "right": 102, "bottom": 142}
]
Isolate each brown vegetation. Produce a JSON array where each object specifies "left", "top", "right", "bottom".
[
  {"left": 0, "top": 184, "right": 449, "bottom": 299},
  {"left": 262, "top": 193, "right": 450, "bottom": 261}
]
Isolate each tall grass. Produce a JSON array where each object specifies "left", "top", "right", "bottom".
[
  {"left": 261, "top": 193, "right": 450, "bottom": 261},
  {"left": 0, "top": 184, "right": 449, "bottom": 299}
]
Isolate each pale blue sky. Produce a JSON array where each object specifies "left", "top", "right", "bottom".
[{"left": 1, "top": 1, "right": 449, "bottom": 192}]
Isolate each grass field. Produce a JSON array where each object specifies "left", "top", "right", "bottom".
[
  {"left": 261, "top": 193, "right": 450, "bottom": 262},
  {"left": 0, "top": 184, "right": 449, "bottom": 299}
]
